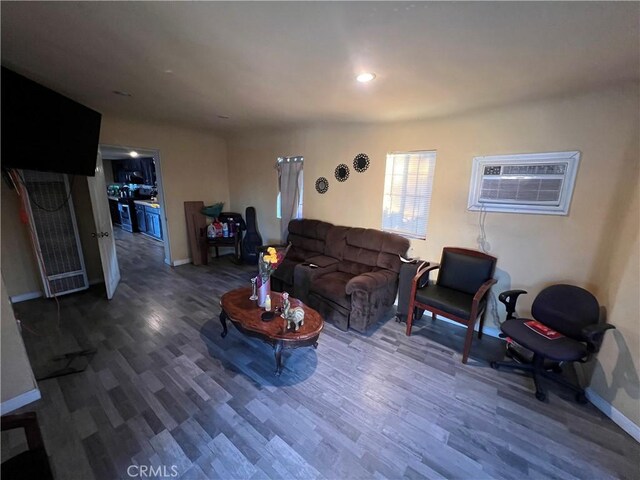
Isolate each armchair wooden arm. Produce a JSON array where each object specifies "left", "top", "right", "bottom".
[
  {"left": 470, "top": 278, "right": 498, "bottom": 322},
  {"left": 412, "top": 262, "right": 440, "bottom": 288}
]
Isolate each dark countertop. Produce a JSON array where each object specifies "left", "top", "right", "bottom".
[{"left": 133, "top": 199, "right": 161, "bottom": 209}]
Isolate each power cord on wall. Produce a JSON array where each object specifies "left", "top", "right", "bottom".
[
  {"left": 15, "top": 169, "right": 75, "bottom": 213},
  {"left": 477, "top": 204, "right": 490, "bottom": 253},
  {"left": 476, "top": 204, "right": 501, "bottom": 327}
]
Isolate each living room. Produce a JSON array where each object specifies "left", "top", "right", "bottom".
[{"left": 1, "top": 2, "right": 638, "bottom": 479}]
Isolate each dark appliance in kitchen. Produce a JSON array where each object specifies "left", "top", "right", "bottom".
[{"left": 118, "top": 199, "right": 138, "bottom": 233}]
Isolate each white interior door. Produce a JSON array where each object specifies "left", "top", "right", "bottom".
[{"left": 87, "top": 152, "right": 121, "bottom": 299}]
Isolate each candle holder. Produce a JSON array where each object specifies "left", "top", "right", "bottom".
[{"left": 249, "top": 277, "right": 258, "bottom": 301}]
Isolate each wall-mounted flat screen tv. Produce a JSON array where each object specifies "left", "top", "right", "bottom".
[{"left": 1, "top": 67, "right": 102, "bottom": 176}]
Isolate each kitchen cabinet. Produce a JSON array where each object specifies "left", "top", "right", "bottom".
[
  {"left": 134, "top": 201, "right": 163, "bottom": 240},
  {"left": 146, "top": 209, "right": 162, "bottom": 240},
  {"left": 135, "top": 204, "right": 147, "bottom": 232}
]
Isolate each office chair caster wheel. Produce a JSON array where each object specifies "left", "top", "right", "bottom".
[
  {"left": 535, "top": 391, "right": 546, "bottom": 402},
  {"left": 575, "top": 392, "right": 588, "bottom": 404}
]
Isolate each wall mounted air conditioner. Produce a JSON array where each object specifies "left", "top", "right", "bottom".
[{"left": 467, "top": 151, "right": 580, "bottom": 215}]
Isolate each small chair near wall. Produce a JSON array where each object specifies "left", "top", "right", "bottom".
[
  {"left": 491, "top": 284, "right": 615, "bottom": 403},
  {"left": 405, "top": 247, "right": 498, "bottom": 363}
]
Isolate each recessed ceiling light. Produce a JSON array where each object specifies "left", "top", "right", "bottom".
[
  {"left": 164, "top": 69, "right": 174, "bottom": 74},
  {"left": 113, "top": 90, "right": 132, "bottom": 97},
  {"left": 356, "top": 72, "right": 376, "bottom": 83},
  {"left": 129, "top": 151, "right": 139, "bottom": 158}
]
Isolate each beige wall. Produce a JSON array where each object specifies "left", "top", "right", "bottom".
[
  {"left": 102, "top": 158, "right": 115, "bottom": 185},
  {"left": 1, "top": 115, "right": 227, "bottom": 296},
  {"left": 587, "top": 154, "right": 639, "bottom": 426},
  {"left": 1, "top": 180, "right": 42, "bottom": 297},
  {"left": 227, "top": 82, "right": 639, "bottom": 426},
  {"left": 1, "top": 276, "right": 39, "bottom": 412},
  {"left": 99, "top": 116, "right": 229, "bottom": 263}
]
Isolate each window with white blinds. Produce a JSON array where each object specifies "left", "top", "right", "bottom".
[{"left": 381, "top": 151, "right": 436, "bottom": 240}]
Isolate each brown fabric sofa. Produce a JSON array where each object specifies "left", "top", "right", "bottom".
[{"left": 272, "top": 219, "right": 409, "bottom": 333}]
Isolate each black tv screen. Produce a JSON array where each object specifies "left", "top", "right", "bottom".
[{"left": 1, "top": 67, "right": 102, "bottom": 176}]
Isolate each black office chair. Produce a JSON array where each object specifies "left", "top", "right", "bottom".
[
  {"left": 491, "top": 284, "right": 615, "bottom": 403},
  {"left": 405, "top": 247, "right": 497, "bottom": 364}
]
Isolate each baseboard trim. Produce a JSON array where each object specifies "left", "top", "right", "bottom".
[
  {"left": 429, "top": 312, "right": 502, "bottom": 339},
  {"left": 0, "top": 387, "right": 41, "bottom": 415},
  {"left": 9, "top": 291, "right": 43, "bottom": 303},
  {"left": 172, "top": 258, "right": 191, "bottom": 267},
  {"left": 585, "top": 387, "right": 640, "bottom": 443}
]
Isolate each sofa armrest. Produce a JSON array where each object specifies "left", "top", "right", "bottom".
[
  {"left": 346, "top": 270, "right": 397, "bottom": 295},
  {"left": 305, "top": 254, "right": 339, "bottom": 268}
]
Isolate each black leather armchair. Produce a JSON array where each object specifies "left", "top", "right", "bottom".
[
  {"left": 405, "top": 247, "right": 497, "bottom": 363},
  {"left": 491, "top": 284, "right": 615, "bottom": 403}
]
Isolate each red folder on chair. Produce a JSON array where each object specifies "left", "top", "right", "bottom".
[{"left": 524, "top": 320, "right": 564, "bottom": 340}]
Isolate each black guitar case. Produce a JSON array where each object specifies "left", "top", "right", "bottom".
[{"left": 242, "top": 206, "right": 263, "bottom": 265}]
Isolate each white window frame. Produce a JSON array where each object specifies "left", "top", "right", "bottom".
[{"left": 381, "top": 150, "right": 436, "bottom": 240}]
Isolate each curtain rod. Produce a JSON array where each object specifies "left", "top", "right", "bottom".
[{"left": 275, "top": 156, "right": 304, "bottom": 168}]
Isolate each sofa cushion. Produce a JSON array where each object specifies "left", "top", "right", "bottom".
[
  {"left": 324, "top": 225, "right": 349, "bottom": 260},
  {"left": 338, "top": 228, "right": 409, "bottom": 275},
  {"left": 309, "top": 271, "right": 354, "bottom": 310},
  {"left": 287, "top": 219, "right": 332, "bottom": 257}
]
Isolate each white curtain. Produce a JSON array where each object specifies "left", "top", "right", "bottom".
[{"left": 278, "top": 160, "right": 303, "bottom": 241}]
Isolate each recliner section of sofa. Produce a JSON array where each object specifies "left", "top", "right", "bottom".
[
  {"left": 272, "top": 219, "right": 409, "bottom": 333},
  {"left": 271, "top": 219, "right": 333, "bottom": 292}
]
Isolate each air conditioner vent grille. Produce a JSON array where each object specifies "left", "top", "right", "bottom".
[
  {"left": 480, "top": 178, "right": 563, "bottom": 204},
  {"left": 501, "top": 164, "right": 566, "bottom": 175},
  {"left": 21, "top": 170, "right": 89, "bottom": 297},
  {"left": 468, "top": 152, "right": 580, "bottom": 215}
]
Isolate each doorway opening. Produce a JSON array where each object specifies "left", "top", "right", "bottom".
[{"left": 99, "top": 144, "right": 171, "bottom": 268}]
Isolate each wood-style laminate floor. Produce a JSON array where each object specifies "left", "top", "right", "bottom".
[{"left": 3, "top": 228, "right": 638, "bottom": 479}]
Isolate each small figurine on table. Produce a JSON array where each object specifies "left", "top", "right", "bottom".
[
  {"left": 281, "top": 292, "right": 291, "bottom": 319},
  {"left": 281, "top": 292, "right": 305, "bottom": 331}
]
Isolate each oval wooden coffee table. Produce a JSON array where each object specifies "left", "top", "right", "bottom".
[{"left": 219, "top": 287, "right": 324, "bottom": 376}]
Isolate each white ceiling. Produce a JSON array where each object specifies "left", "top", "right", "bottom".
[{"left": 2, "top": 2, "right": 638, "bottom": 133}]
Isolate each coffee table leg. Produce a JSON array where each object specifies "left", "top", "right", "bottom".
[
  {"left": 219, "top": 310, "right": 228, "bottom": 338},
  {"left": 274, "top": 342, "right": 283, "bottom": 376}
]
